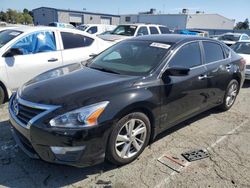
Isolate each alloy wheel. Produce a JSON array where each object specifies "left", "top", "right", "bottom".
[
  {"left": 226, "top": 83, "right": 238, "bottom": 107},
  {"left": 115, "top": 119, "right": 147, "bottom": 159}
]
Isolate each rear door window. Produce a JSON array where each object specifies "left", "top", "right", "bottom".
[
  {"left": 61, "top": 32, "right": 94, "bottom": 49},
  {"left": 149, "top": 27, "right": 159, "bottom": 34},
  {"left": 203, "top": 42, "right": 224, "bottom": 63},
  {"left": 169, "top": 42, "right": 202, "bottom": 68},
  {"left": 159, "top": 26, "right": 170, "bottom": 34}
]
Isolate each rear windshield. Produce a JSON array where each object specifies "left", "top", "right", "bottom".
[
  {"left": 219, "top": 34, "right": 240, "bottom": 41},
  {"left": 88, "top": 40, "right": 172, "bottom": 76},
  {"left": 0, "top": 30, "right": 22, "bottom": 48},
  {"left": 111, "top": 25, "right": 137, "bottom": 36},
  {"left": 231, "top": 42, "right": 250, "bottom": 55}
]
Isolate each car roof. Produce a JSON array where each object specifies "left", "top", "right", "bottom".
[
  {"left": 130, "top": 34, "right": 211, "bottom": 44},
  {"left": 1, "top": 26, "right": 95, "bottom": 38},
  {"left": 119, "top": 23, "right": 166, "bottom": 27}
]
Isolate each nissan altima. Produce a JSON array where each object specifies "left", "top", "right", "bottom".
[{"left": 9, "top": 34, "right": 245, "bottom": 167}]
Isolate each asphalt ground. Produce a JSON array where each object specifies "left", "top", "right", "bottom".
[{"left": 0, "top": 81, "right": 250, "bottom": 188}]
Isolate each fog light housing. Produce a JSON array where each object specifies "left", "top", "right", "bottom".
[
  {"left": 50, "top": 146, "right": 85, "bottom": 155},
  {"left": 50, "top": 146, "right": 85, "bottom": 162}
]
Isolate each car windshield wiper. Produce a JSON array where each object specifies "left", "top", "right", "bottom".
[{"left": 90, "top": 66, "right": 121, "bottom": 74}]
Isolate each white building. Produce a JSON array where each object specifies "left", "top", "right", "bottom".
[{"left": 120, "top": 11, "right": 235, "bottom": 30}]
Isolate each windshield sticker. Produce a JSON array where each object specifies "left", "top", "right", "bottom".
[
  {"left": 130, "top": 26, "right": 137, "bottom": 29},
  {"left": 9, "top": 32, "right": 21, "bottom": 36},
  {"left": 150, "top": 43, "right": 171, "bottom": 49}
]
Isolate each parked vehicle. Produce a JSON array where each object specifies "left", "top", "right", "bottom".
[
  {"left": 0, "top": 26, "right": 112, "bottom": 104},
  {"left": 231, "top": 42, "right": 250, "bottom": 80},
  {"left": 48, "top": 22, "right": 75, "bottom": 29},
  {"left": 180, "top": 29, "right": 209, "bottom": 37},
  {"left": 9, "top": 35, "right": 245, "bottom": 167},
  {"left": 98, "top": 24, "right": 171, "bottom": 43},
  {"left": 77, "top": 24, "right": 116, "bottom": 35},
  {"left": 218, "top": 33, "right": 250, "bottom": 46}
]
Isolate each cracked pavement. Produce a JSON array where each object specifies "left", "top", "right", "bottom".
[{"left": 0, "top": 81, "right": 250, "bottom": 188}]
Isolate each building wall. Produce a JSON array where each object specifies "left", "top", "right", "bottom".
[
  {"left": 33, "top": 7, "right": 120, "bottom": 26},
  {"left": 57, "top": 11, "right": 70, "bottom": 23},
  {"left": 186, "top": 14, "right": 235, "bottom": 30},
  {"left": 33, "top": 8, "right": 57, "bottom": 25},
  {"left": 120, "top": 14, "right": 187, "bottom": 29},
  {"left": 139, "top": 15, "right": 187, "bottom": 29}
]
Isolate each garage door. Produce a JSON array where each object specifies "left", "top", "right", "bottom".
[
  {"left": 69, "top": 14, "right": 82, "bottom": 23},
  {"left": 101, "top": 17, "right": 111, "bottom": 25}
]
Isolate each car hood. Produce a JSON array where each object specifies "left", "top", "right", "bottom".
[
  {"left": 19, "top": 64, "right": 139, "bottom": 107},
  {"left": 98, "top": 34, "right": 131, "bottom": 42}
]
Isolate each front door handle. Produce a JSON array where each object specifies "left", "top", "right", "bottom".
[
  {"left": 226, "top": 64, "right": 232, "bottom": 71},
  {"left": 48, "top": 58, "right": 58, "bottom": 62},
  {"left": 198, "top": 74, "right": 207, "bottom": 80}
]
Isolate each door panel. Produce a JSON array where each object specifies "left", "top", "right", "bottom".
[
  {"left": 202, "top": 41, "right": 232, "bottom": 106},
  {"left": 159, "top": 41, "right": 209, "bottom": 131},
  {"left": 4, "top": 31, "right": 63, "bottom": 90},
  {"left": 60, "top": 31, "right": 99, "bottom": 65},
  {"left": 160, "top": 66, "right": 208, "bottom": 130},
  {"left": 4, "top": 51, "right": 63, "bottom": 90}
]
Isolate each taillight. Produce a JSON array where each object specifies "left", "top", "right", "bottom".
[{"left": 240, "top": 58, "right": 246, "bottom": 71}]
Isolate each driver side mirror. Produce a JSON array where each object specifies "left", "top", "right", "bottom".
[
  {"left": 3, "top": 48, "right": 23, "bottom": 57},
  {"left": 162, "top": 67, "right": 190, "bottom": 78}
]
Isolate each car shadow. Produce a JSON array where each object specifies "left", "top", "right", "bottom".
[
  {"left": 242, "top": 80, "right": 250, "bottom": 88},
  {"left": 0, "top": 120, "right": 117, "bottom": 187}
]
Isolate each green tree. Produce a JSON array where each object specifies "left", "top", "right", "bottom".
[{"left": 234, "top": 18, "right": 249, "bottom": 30}]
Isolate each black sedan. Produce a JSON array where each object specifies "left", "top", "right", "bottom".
[{"left": 9, "top": 34, "right": 245, "bottom": 167}]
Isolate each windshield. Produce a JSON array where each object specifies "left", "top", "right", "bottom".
[
  {"left": 218, "top": 34, "right": 240, "bottom": 41},
  {"left": 111, "top": 25, "right": 137, "bottom": 36},
  {"left": 231, "top": 42, "right": 250, "bottom": 55},
  {"left": 0, "top": 30, "right": 22, "bottom": 48},
  {"left": 88, "top": 41, "right": 171, "bottom": 76}
]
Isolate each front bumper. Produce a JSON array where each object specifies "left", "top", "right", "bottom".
[{"left": 8, "top": 96, "right": 112, "bottom": 168}]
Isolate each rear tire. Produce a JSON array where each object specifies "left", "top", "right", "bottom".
[
  {"left": 0, "top": 86, "right": 5, "bottom": 105},
  {"left": 219, "top": 79, "right": 239, "bottom": 111},
  {"left": 106, "top": 112, "right": 151, "bottom": 166}
]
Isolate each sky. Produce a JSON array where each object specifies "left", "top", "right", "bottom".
[{"left": 1, "top": 0, "right": 250, "bottom": 22}]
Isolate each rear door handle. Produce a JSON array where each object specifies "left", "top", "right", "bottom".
[
  {"left": 48, "top": 58, "right": 58, "bottom": 62},
  {"left": 198, "top": 74, "right": 207, "bottom": 80}
]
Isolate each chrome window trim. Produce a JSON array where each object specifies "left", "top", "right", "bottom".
[
  {"left": 9, "top": 93, "right": 60, "bottom": 129},
  {"left": 158, "top": 40, "right": 204, "bottom": 79},
  {"left": 158, "top": 39, "right": 232, "bottom": 79}
]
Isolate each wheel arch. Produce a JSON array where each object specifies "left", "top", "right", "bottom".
[{"left": 0, "top": 81, "right": 8, "bottom": 103}]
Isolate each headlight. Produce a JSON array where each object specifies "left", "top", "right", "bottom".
[{"left": 49, "top": 101, "right": 109, "bottom": 128}]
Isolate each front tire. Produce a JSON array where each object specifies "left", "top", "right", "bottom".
[
  {"left": 219, "top": 79, "right": 239, "bottom": 111},
  {"left": 0, "top": 86, "right": 5, "bottom": 105},
  {"left": 106, "top": 112, "right": 151, "bottom": 165}
]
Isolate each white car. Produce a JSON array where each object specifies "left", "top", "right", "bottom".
[
  {"left": 98, "top": 24, "right": 171, "bottom": 44},
  {"left": 0, "top": 26, "right": 112, "bottom": 104},
  {"left": 231, "top": 42, "right": 250, "bottom": 80},
  {"left": 218, "top": 33, "right": 250, "bottom": 46},
  {"left": 77, "top": 24, "right": 116, "bottom": 35}
]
